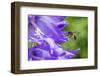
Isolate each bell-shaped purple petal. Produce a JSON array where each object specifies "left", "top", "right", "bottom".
[
  {"left": 28, "top": 15, "right": 69, "bottom": 43},
  {"left": 64, "top": 49, "right": 80, "bottom": 59},
  {"left": 28, "top": 44, "right": 51, "bottom": 60},
  {"left": 35, "top": 16, "right": 68, "bottom": 42}
]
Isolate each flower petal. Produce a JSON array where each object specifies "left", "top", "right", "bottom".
[
  {"left": 64, "top": 49, "right": 80, "bottom": 59},
  {"left": 34, "top": 16, "right": 68, "bottom": 42}
]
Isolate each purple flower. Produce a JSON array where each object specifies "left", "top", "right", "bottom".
[
  {"left": 28, "top": 38, "right": 80, "bottom": 60},
  {"left": 28, "top": 15, "right": 80, "bottom": 61},
  {"left": 28, "top": 15, "right": 68, "bottom": 43}
]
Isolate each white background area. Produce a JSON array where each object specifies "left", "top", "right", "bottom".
[
  {"left": 0, "top": 0, "right": 100, "bottom": 76},
  {"left": 20, "top": 7, "right": 94, "bottom": 70}
]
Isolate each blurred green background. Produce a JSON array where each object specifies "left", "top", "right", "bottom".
[{"left": 62, "top": 16, "right": 88, "bottom": 58}]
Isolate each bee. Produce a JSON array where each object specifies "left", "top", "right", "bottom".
[{"left": 67, "top": 31, "right": 79, "bottom": 40}]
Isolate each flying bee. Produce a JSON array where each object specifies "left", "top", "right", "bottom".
[{"left": 67, "top": 31, "right": 79, "bottom": 40}]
